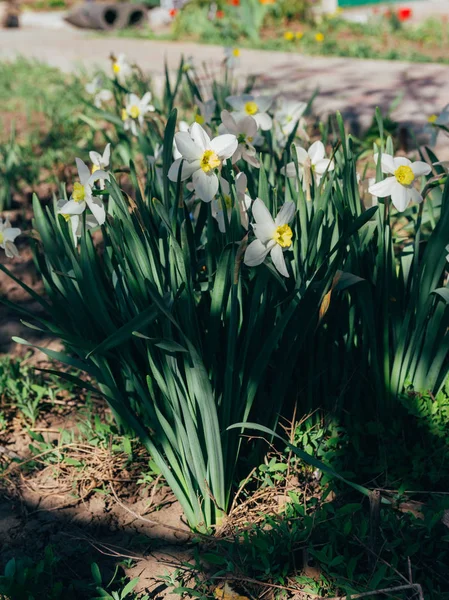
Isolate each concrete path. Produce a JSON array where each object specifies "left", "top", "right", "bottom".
[{"left": 1, "top": 27, "right": 449, "bottom": 153}]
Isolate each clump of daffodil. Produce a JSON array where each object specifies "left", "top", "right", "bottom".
[
  {"left": 211, "top": 173, "right": 252, "bottom": 233},
  {"left": 369, "top": 153, "right": 431, "bottom": 212},
  {"left": 122, "top": 93, "right": 155, "bottom": 137},
  {"left": 244, "top": 198, "right": 296, "bottom": 277},
  {"left": 57, "top": 158, "right": 109, "bottom": 239},
  {"left": 85, "top": 76, "right": 113, "bottom": 108},
  {"left": 168, "top": 122, "right": 237, "bottom": 203},
  {"left": 0, "top": 217, "right": 21, "bottom": 258},
  {"left": 226, "top": 93, "right": 273, "bottom": 131}
]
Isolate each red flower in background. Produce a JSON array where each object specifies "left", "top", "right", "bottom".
[
  {"left": 169, "top": 8, "right": 178, "bottom": 17},
  {"left": 397, "top": 7, "right": 412, "bottom": 21},
  {"left": 216, "top": 9, "right": 225, "bottom": 18},
  {"left": 228, "top": 0, "right": 240, "bottom": 5}
]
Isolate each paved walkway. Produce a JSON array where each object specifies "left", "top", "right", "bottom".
[{"left": 1, "top": 27, "right": 449, "bottom": 153}]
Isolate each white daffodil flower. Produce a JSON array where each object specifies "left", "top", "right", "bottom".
[
  {"left": 218, "top": 110, "right": 260, "bottom": 168},
  {"left": 147, "top": 143, "right": 163, "bottom": 167},
  {"left": 282, "top": 141, "right": 334, "bottom": 190},
  {"left": 224, "top": 47, "right": 241, "bottom": 69},
  {"left": 111, "top": 53, "right": 132, "bottom": 83},
  {"left": 368, "top": 154, "right": 431, "bottom": 212},
  {"left": 274, "top": 97, "right": 309, "bottom": 145},
  {"left": 89, "top": 143, "right": 111, "bottom": 190},
  {"left": 168, "top": 122, "right": 237, "bottom": 203},
  {"left": 194, "top": 97, "right": 216, "bottom": 126},
  {"left": 56, "top": 201, "right": 99, "bottom": 245},
  {"left": 57, "top": 158, "right": 109, "bottom": 226},
  {"left": 211, "top": 173, "right": 252, "bottom": 233},
  {"left": 90, "top": 143, "right": 111, "bottom": 173},
  {"left": 226, "top": 94, "right": 273, "bottom": 131},
  {"left": 426, "top": 105, "right": 449, "bottom": 146},
  {"left": 94, "top": 89, "right": 113, "bottom": 109},
  {"left": 85, "top": 76, "right": 113, "bottom": 108},
  {"left": 244, "top": 198, "right": 296, "bottom": 278},
  {"left": 0, "top": 217, "right": 21, "bottom": 258},
  {"left": 122, "top": 92, "right": 155, "bottom": 136}
]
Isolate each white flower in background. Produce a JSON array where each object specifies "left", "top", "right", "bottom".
[
  {"left": 111, "top": 53, "right": 132, "bottom": 82},
  {"left": 85, "top": 75, "right": 102, "bottom": 95},
  {"left": 219, "top": 110, "right": 260, "bottom": 168},
  {"left": 426, "top": 105, "right": 449, "bottom": 146},
  {"left": 122, "top": 93, "right": 155, "bottom": 136},
  {"left": 147, "top": 143, "right": 163, "bottom": 167},
  {"left": 89, "top": 143, "right": 111, "bottom": 190},
  {"left": 85, "top": 76, "right": 113, "bottom": 108},
  {"left": 90, "top": 143, "right": 111, "bottom": 173},
  {"left": 168, "top": 122, "right": 237, "bottom": 203},
  {"left": 94, "top": 89, "right": 113, "bottom": 109},
  {"left": 56, "top": 203, "right": 99, "bottom": 245},
  {"left": 0, "top": 218, "right": 21, "bottom": 258},
  {"left": 224, "top": 47, "right": 241, "bottom": 69},
  {"left": 57, "top": 158, "right": 109, "bottom": 226},
  {"left": 282, "top": 141, "right": 334, "bottom": 190},
  {"left": 226, "top": 94, "right": 273, "bottom": 131},
  {"left": 194, "top": 97, "right": 216, "bottom": 126},
  {"left": 446, "top": 244, "right": 449, "bottom": 263},
  {"left": 368, "top": 154, "right": 431, "bottom": 212},
  {"left": 274, "top": 97, "right": 309, "bottom": 144},
  {"left": 212, "top": 173, "right": 252, "bottom": 233},
  {"left": 244, "top": 198, "right": 296, "bottom": 278}
]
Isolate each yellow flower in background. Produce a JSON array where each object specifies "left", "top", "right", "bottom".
[
  {"left": 315, "top": 32, "right": 325, "bottom": 42},
  {"left": 428, "top": 114, "right": 438, "bottom": 124},
  {"left": 296, "top": 31, "right": 304, "bottom": 40},
  {"left": 284, "top": 31, "right": 295, "bottom": 41}
]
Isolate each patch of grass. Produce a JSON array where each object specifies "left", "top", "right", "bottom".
[{"left": 0, "top": 58, "right": 98, "bottom": 209}]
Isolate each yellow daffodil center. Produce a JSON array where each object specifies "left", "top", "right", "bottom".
[
  {"left": 394, "top": 165, "right": 415, "bottom": 186},
  {"left": 121, "top": 108, "right": 128, "bottom": 121},
  {"left": 195, "top": 113, "right": 205, "bottom": 125},
  {"left": 0, "top": 232, "right": 4, "bottom": 244},
  {"left": 61, "top": 213, "right": 71, "bottom": 222},
  {"left": 129, "top": 105, "right": 140, "bottom": 119},
  {"left": 92, "top": 164, "right": 99, "bottom": 174},
  {"left": 428, "top": 114, "right": 438, "bottom": 124},
  {"left": 244, "top": 101, "right": 258, "bottom": 116},
  {"left": 273, "top": 224, "right": 293, "bottom": 248},
  {"left": 113, "top": 62, "right": 121, "bottom": 74},
  {"left": 200, "top": 150, "right": 221, "bottom": 173},
  {"left": 232, "top": 48, "right": 240, "bottom": 57},
  {"left": 73, "top": 182, "right": 86, "bottom": 203}
]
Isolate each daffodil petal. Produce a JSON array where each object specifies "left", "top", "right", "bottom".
[
  {"left": 174, "top": 132, "right": 202, "bottom": 160},
  {"left": 76, "top": 157, "right": 91, "bottom": 185},
  {"left": 275, "top": 201, "right": 296, "bottom": 226},
  {"left": 271, "top": 244, "right": 289, "bottom": 277},
  {"left": 244, "top": 239, "right": 271, "bottom": 266},
  {"left": 390, "top": 182, "right": 410, "bottom": 212},
  {"left": 190, "top": 122, "right": 210, "bottom": 151},
  {"left": 308, "top": 140, "right": 325, "bottom": 163},
  {"left": 210, "top": 134, "right": 238, "bottom": 159},
  {"left": 368, "top": 177, "right": 396, "bottom": 198},
  {"left": 411, "top": 161, "right": 431, "bottom": 177},
  {"left": 192, "top": 170, "right": 219, "bottom": 203}
]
